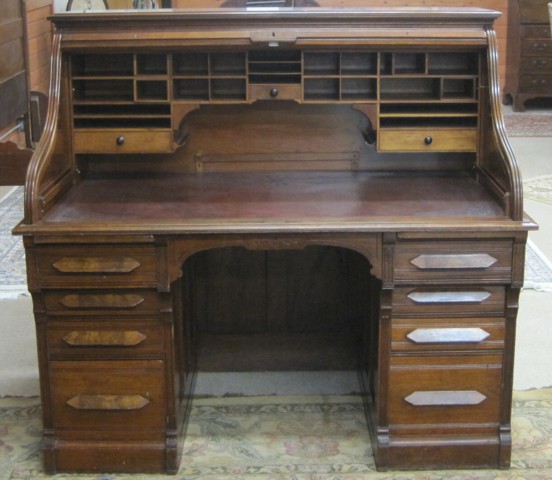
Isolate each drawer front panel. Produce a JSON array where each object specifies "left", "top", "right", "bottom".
[
  {"left": 521, "top": 56, "right": 552, "bottom": 75},
  {"left": 44, "top": 290, "right": 161, "bottom": 315},
  {"left": 391, "top": 317, "right": 505, "bottom": 352},
  {"left": 248, "top": 83, "right": 301, "bottom": 101},
  {"left": 73, "top": 129, "right": 174, "bottom": 154},
  {"left": 393, "top": 241, "right": 512, "bottom": 284},
  {"left": 36, "top": 245, "right": 158, "bottom": 287},
  {"left": 50, "top": 360, "right": 166, "bottom": 430},
  {"left": 378, "top": 129, "right": 477, "bottom": 152},
  {"left": 389, "top": 355, "right": 502, "bottom": 427},
  {"left": 392, "top": 286, "right": 505, "bottom": 317},
  {"left": 47, "top": 320, "right": 165, "bottom": 358},
  {"left": 524, "top": 25, "right": 552, "bottom": 38},
  {"left": 520, "top": 75, "right": 552, "bottom": 93},
  {"left": 522, "top": 38, "right": 552, "bottom": 55}
]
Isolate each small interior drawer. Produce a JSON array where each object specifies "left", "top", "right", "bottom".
[
  {"left": 393, "top": 240, "right": 513, "bottom": 284},
  {"left": 392, "top": 286, "right": 505, "bottom": 317},
  {"left": 391, "top": 317, "right": 505, "bottom": 352},
  {"left": 378, "top": 128, "right": 477, "bottom": 152},
  {"left": 389, "top": 354, "right": 502, "bottom": 428},
  {"left": 49, "top": 359, "right": 166, "bottom": 431},
  {"left": 35, "top": 245, "right": 158, "bottom": 287},
  {"left": 46, "top": 320, "right": 165, "bottom": 358},
  {"left": 248, "top": 83, "right": 301, "bottom": 101},
  {"left": 73, "top": 129, "right": 174, "bottom": 154}
]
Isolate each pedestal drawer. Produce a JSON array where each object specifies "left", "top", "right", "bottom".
[
  {"left": 49, "top": 360, "right": 166, "bottom": 431},
  {"left": 389, "top": 354, "right": 502, "bottom": 429},
  {"left": 43, "top": 289, "right": 161, "bottom": 315},
  {"left": 35, "top": 245, "right": 158, "bottom": 287},
  {"left": 393, "top": 241, "right": 513, "bottom": 284},
  {"left": 392, "top": 286, "right": 505, "bottom": 317},
  {"left": 46, "top": 320, "right": 165, "bottom": 358},
  {"left": 391, "top": 317, "right": 505, "bottom": 352}
]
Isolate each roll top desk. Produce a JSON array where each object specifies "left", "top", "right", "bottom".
[{"left": 14, "top": 7, "right": 537, "bottom": 474}]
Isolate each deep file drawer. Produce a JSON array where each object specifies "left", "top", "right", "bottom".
[
  {"left": 388, "top": 354, "right": 503, "bottom": 430},
  {"left": 49, "top": 359, "right": 166, "bottom": 431}
]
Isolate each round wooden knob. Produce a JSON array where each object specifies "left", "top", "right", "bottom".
[
  {"left": 116, "top": 136, "right": 125, "bottom": 146},
  {"left": 424, "top": 136, "right": 433, "bottom": 145},
  {"left": 270, "top": 88, "right": 279, "bottom": 98}
]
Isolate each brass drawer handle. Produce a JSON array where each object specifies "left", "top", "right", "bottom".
[
  {"left": 406, "top": 327, "right": 491, "bottom": 344},
  {"left": 67, "top": 394, "right": 150, "bottom": 411},
  {"left": 62, "top": 330, "right": 147, "bottom": 347},
  {"left": 410, "top": 253, "right": 497, "bottom": 270},
  {"left": 405, "top": 390, "right": 487, "bottom": 406},
  {"left": 53, "top": 257, "right": 141, "bottom": 273}
]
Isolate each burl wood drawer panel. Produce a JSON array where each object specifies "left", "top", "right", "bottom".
[
  {"left": 49, "top": 359, "right": 166, "bottom": 431},
  {"left": 378, "top": 129, "right": 477, "bottom": 152},
  {"left": 46, "top": 320, "right": 165, "bottom": 358},
  {"left": 388, "top": 354, "right": 502, "bottom": 429},
  {"left": 392, "top": 286, "right": 505, "bottom": 317},
  {"left": 391, "top": 317, "right": 505, "bottom": 352},
  {"left": 43, "top": 289, "right": 161, "bottom": 315},
  {"left": 393, "top": 241, "right": 513, "bottom": 284},
  {"left": 35, "top": 245, "right": 158, "bottom": 287},
  {"left": 521, "top": 37, "right": 552, "bottom": 56},
  {"left": 73, "top": 129, "right": 174, "bottom": 154}
]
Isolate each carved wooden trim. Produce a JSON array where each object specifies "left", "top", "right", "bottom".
[
  {"left": 410, "top": 253, "right": 497, "bottom": 270},
  {"left": 66, "top": 394, "right": 150, "bottom": 410},
  {"left": 59, "top": 294, "right": 144, "bottom": 309},
  {"left": 405, "top": 390, "right": 487, "bottom": 406},
  {"left": 62, "top": 330, "right": 147, "bottom": 347},
  {"left": 53, "top": 257, "right": 141, "bottom": 273},
  {"left": 407, "top": 290, "right": 491, "bottom": 304},
  {"left": 406, "top": 327, "right": 491, "bottom": 344}
]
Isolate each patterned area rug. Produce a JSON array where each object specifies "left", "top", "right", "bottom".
[
  {"left": 504, "top": 112, "right": 552, "bottom": 137},
  {"left": 1, "top": 390, "right": 552, "bottom": 479},
  {"left": 524, "top": 175, "right": 552, "bottom": 206},
  {"left": 2, "top": 186, "right": 552, "bottom": 295}
]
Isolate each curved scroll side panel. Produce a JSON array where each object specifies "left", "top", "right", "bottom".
[
  {"left": 24, "top": 33, "right": 70, "bottom": 224},
  {"left": 484, "top": 27, "right": 523, "bottom": 221}
]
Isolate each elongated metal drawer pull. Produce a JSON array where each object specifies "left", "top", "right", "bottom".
[
  {"left": 67, "top": 394, "right": 150, "bottom": 410},
  {"left": 406, "top": 327, "right": 490, "bottom": 344},
  {"left": 53, "top": 257, "right": 141, "bottom": 273},
  {"left": 59, "top": 294, "right": 144, "bottom": 309},
  {"left": 410, "top": 253, "right": 497, "bottom": 270},
  {"left": 405, "top": 390, "right": 487, "bottom": 406},
  {"left": 62, "top": 330, "right": 147, "bottom": 347},
  {"left": 407, "top": 290, "right": 491, "bottom": 304}
]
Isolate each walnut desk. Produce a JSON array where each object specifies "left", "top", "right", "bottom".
[{"left": 14, "top": 7, "right": 537, "bottom": 474}]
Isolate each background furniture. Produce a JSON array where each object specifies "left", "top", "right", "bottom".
[
  {"left": 504, "top": 0, "right": 552, "bottom": 110},
  {"left": 14, "top": 7, "right": 536, "bottom": 474}
]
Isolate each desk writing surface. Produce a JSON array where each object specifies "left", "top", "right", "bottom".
[{"left": 35, "top": 172, "right": 506, "bottom": 233}]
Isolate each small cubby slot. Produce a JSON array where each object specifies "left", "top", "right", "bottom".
[
  {"left": 340, "top": 52, "right": 378, "bottom": 75},
  {"left": 304, "top": 78, "right": 340, "bottom": 101},
  {"left": 380, "top": 77, "right": 441, "bottom": 100},
  {"left": 248, "top": 50, "right": 301, "bottom": 84},
  {"left": 428, "top": 52, "right": 480, "bottom": 75},
  {"left": 72, "top": 79, "right": 134, "bottom": 102},
  {"left": 441, "top": 78, "right": 477, "bottom": 99},
  {"left": 304, "top": 52, "right": 340, "bottom": 75},
  {"left": 71, "top": 54, "right": 134, "bottom": 77},
  {"left": 210, "top": 78, "right": 247, "bottom": 100},
  {"left": 211, "top": 53, "right": 247, "bottom": 76},
  {"left": 173, "top": 78, "right": 210, "bottom": 101},
  {"left": 173, "top": 53, "right": 209, "bottom": 76},
  {"left": 341, "top": 78, "right": 377, "bottom": 100},
  {"left": 136, "top": 54, "right": 168, "bottom": 75},
  {"left": 136, "top": 80, "right": 169, "bottom": 101}
]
